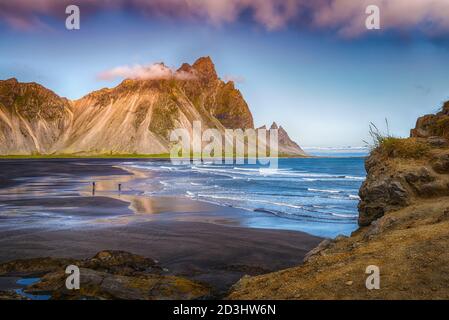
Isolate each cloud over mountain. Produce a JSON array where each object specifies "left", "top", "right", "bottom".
[{"left": 97, "top": 63, "right": 197, "bottom": 81}]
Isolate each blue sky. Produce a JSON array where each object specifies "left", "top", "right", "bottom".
[{"left": 1, "top": 2, "right": 449, "bottom": 147}]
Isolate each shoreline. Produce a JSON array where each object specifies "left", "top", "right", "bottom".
[
  {"left": 0, "top": 159, "right": 323, "bottom": 296},
  {"left": 0, "top": 155, "right": 314, "bottom": 160}
]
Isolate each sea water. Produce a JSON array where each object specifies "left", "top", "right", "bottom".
[{"left": 126, "top": 157, "right": 366, "bottom": 238}]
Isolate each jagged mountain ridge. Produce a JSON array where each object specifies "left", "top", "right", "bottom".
[{"left": 0, "top": 57, "right": 306, "bottom": 156}]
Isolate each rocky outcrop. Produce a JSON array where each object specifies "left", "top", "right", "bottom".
[
  {"left": 257, "top": 122, "right": 307, "bottom": 156},
  {"left": 358, "top": 104, "right": 449, "bottom": 226},
  {"left": 411, "top": 101, "right": 449, "bottom": 139},
  {"left": 0, "top": 57, "right": 305, "bottom": 156},
  {"left": 228, "top": 101, "right": 449, "bottom": 300},
  {"left": 0, "top": 78, "right": 73, "bottom": 155},
  {"left": 0, "top": 250, "right": 210, "bottom": 300}
]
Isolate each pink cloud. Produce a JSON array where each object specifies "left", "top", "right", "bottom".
[
  {"left": 313, "top": 0, "right": 449, "bottom": 37},
  {"left": 97, "top": 63, "right": 197, "bottom": 81},
  {"left": 223, "top": 75, "right": 245, "bottom": 84},
  {"left": 1, "top": 0, "right": 449, "bottom": 36}
]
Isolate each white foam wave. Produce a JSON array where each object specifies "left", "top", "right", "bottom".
[
  {"left": 345, "top": 176, "right": 365, "bottom": 181},
  {"left": 308, "top": 188, "right": 341, "bottom": 194},
  {"left": 331, "top": 213, "right": 357, "bottom": 218}
]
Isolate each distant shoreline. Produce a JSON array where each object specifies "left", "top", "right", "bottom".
[{"left": 0, "top": 153, "right": 369, "bottom": 160}]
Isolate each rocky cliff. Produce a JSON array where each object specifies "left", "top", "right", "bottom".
[
  {"left": 228, "top": 101, "right": 449, "bottom": 299},
  {"left": 0, "top": 57, "right": 305, "bottom": 156},
  {"left": 257, "top": 122, "right": 307, "bottom": 157},
  {"left": 0, "top": 78, "right": 73, "bottom": 155}
]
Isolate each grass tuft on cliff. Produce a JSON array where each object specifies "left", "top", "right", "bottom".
[
  {"left": 365, "top": 120, "right": 430, "bottom": 159},
  {"left": 378, "top": 137, "right": 430, "bottom": 159},
  {"left": 364, "top": 120, "right": 393, "bottom": 149}
]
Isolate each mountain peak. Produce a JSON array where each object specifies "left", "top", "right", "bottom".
[
  {"left": 4, "top": 78, "right": 18, "bottom": 83},
  {"left": 177, "top": 62, "right": 193, "bottom": 73},
  {"left": 270, "top": 122, "right": 279, "bottom": 130},
  {"left": 192, "top": 56, "right": 217, "bottom": 79},
  {"left": 443, "top": 101, "right": 449, "bottom": 114}
]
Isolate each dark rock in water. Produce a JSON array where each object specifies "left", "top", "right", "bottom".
[
  {"left": 0, "top": 290, "right": 29, "bottom": 300},
  {"left": 82, "top": 250, "right": 162, "bottom": 276},
  {"left": 29, "top": 268, "right": 209, "bottom": 300},
  {"left": 0, "top": 257, "right": 76, "bottom": 277},
  {"left": 0, "top": 250, "right": 210, "bottom": 300}
]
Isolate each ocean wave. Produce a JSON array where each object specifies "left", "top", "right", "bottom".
[
  {"left": 132, "top": 162, "right": 365, "bottom": 183},
  {"left": 195, "top": 194, "right": 346, "bottom": 215},
  {"left": 344, "top": 175, "right": 366, "bottom": 181},
  {"left": 197, "top": 194, "right": 247, "bottom": 202},
  {"left": 331, "top": 213, "right": 357, "bottom": 218},
  {"left": 253, "top": 208, "right": 356, "bottom": 223},
  {"left": 121, "top": 161, "right": 363, "bottom": 227},
  {"left": 307, "top": 188, "right": 341, "bottom": 194},
  {"left": 160, "top": 166, "right": 177, "bottom": 171}
]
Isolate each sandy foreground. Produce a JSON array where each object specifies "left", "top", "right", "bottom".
[{"left": 0, "top": 159, "right": 322, "bottom": 295}]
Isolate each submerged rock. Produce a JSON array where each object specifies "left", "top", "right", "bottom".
[
  {"left": 0, "top": 290, "right": 29, "bottom": 300},
  {"left": 0, "top": 250, "right": 210, "bottom": 300},
  {"left": 0, "top": 257, "right": 76, "bottom": 277}
]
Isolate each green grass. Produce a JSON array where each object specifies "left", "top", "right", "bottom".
[
  {"left": 0, "top": 152, "right": 309, "bottom": 160},
  {"left": 378, "top": 137, "right": 430, "bottom": 159},
  {"left": 0, "top": 153, "right": 172, "bottom": 159},
  {"left": 364, "top": 120, "right": 430, "bottom": 159}
]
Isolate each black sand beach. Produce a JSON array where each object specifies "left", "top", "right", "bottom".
[{"left": 0, "top": 160, "right": 322, "bottom": 295}]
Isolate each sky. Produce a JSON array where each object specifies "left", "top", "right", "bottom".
[{"left": 1, "top": 0, "right": 449, "bottom": 148}]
